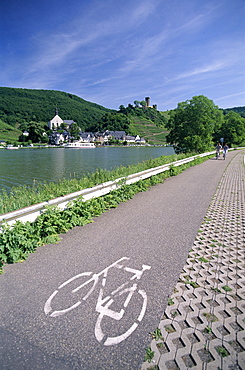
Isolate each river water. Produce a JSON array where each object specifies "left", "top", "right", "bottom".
[{"left": 0, "top": 146, "right": 175, "bottom": 192}]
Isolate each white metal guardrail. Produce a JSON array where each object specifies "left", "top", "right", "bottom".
[{"left": 0, "top": 150, "right": 229, "bottom": 227}]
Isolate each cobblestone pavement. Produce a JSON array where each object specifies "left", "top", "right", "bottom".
[{"left": 142, "top": 151, "right": 245, "bottom": 370}]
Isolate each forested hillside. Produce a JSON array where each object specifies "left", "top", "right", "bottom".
[
  {"left": 223, "top": 106, "right": 245, "bottom": 118},
  {"left": 0, "top": 87, "right": 113, "bottom": 130}
]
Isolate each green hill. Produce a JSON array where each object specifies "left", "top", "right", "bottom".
[
  {"left": 223, "top": 106, "right": 245, "bottom": 118},
  {"left": 0, "top": 119, "right": 22, "bottom": 142},
  {"left": 0, "top": 87, "right": 113, "bottom": 130},
  {"left": 129, "top": 117, "right": 169, "bottom": 145}
]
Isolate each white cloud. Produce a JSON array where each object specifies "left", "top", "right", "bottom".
[
  {"left": 176, "top": 61, "right": 227, "bottom": 80},
  {"left": 131, "top": 0, "right": 159, "bottom": 24},
  {"left": 215, "top": 91, "right": 245, "bottom": 102}
]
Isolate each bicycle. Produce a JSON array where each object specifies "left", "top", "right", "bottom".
[
  {"left": 44, "top": 257, "right": 151, "bottom": 346},
  {"left": 215, "top": 150, "right": 220, "bottom": 159},
  {"left": 223, "top": 150, "right": 227, "bottom": 160}
]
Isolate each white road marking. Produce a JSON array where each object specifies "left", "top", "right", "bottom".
[
  {"left": 104, "top": 323, "right": 138, "bottom": 346},
  {"left": 44, "top": 257, "right": 151, "bottom": 345},
  {"left": 125, "top": 264, "right": 151, "bottom": 280},
  {"left": 44, "top": 290, "right": 58, "bottom": 315},
  {"left": 58, "top": 272, "right": 92, "bottom": 289}
]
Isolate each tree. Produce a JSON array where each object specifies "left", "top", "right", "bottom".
[
  {"left": 118, "top": 105, "right": 128, "bottom": 115},
  {"left": 69, "top": 122, "right": 80, "bottom": 140},
  {"left": 91, "top": 113, "right": 130, "bottom": 132},
  {"left": 134, "top": 100, "right": 141, "bottom": 108},
  {"left": 167, "top": 95, "right": 223, "bottom": 153},
  {"left": 215, "top": 111, "right": 245, "bottom": 146},
  {"left": 27, "top": 122, "right": 46, "bottom": 143}
]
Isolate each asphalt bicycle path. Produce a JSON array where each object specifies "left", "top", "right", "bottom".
[{"left": 0, "top": 150, "right": 241, "bottom": 369}]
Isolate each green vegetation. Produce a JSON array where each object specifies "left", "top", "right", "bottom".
[
  {"left": 0, "top": 173, "right": 168, "bottom": 272},
  {"left": 215, "top": 346, "right": 229, "bottom": 358},
  {"left": 204, "top": 326, "right": 212, "bottom": 334},
  {"left": 198, "top": 257, "right": 209, "bottom": 263},
  {"left": 144, "top": 347, "right": 155, "bottom": 363},
  {"left": 0, "top": 86, "right": 112, "bottom": 132},
  {"left": 223, "top": 106, "right": 245, "bottom": 118},
  {"left": 214, "top": 110, "right": 245, "bottom": 146},
  {"left": 130, "top": 117, "right": 169, "bottom": 145},
  {"left": 167, "top": 298, "right": 174, "bottom": 305},
  {"left": 118, "top": 102, "right": 169, "bottom": 145},
  {"left": 167, "top": 95, "right": 223, "bottom": 153},
  {"left": 166, "top": 95, "right": 245, "bottom": 152},
  {"left": 150, "top": 328, "right": 163, "bottom": 341},
  {"left": 0, "top": 119, "right": 22, "bottom": 142},
  {"left": 185, "top": 280, "right": 199, "bottom": 288},
  {"left": 222, "top": 285, "right": 232, "bottom": 292},
  {"left": 89, "top": 112, "right": 130, "bottom": 132},
  {"left": 89, "top": 101, "right": 169, "bottom": 144},
  {"left": 0, "top": 153, "right": 212, "bottom": 273}
]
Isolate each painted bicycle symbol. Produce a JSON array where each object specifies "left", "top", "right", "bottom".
[{"left": 44, "top": 257, "right": 151, "bottom": 346}]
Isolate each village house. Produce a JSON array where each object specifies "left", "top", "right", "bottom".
[
  {"left": 135, "top": 137, "right": 146, "bottom": 144},
  {"left": 48, "top": 109, "right": 75, "bottom": 130},
  {"left": 63, "top": 120, "right": 75, "bottom": 128},
  {"left": 125, "top": 135, "right": 139, "bottom": 143},
  {"left": 48, "top": 111, "right": 146, "bottom": 145},
  {"left": 124, "top": 135, "right": 146, "bottom": 145},
  {"left": 93, "top": 131, "right": 126, "bottom": 145},
  {"left": 106, "top": 131, "right": 126, "bottom": 141},
  {"left": 49, "top": 130, "right": 71, "bottom": 145},
  {"left": 80, "top": 132, "right": 95, "bottom": 142}
]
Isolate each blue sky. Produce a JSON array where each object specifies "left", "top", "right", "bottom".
[{"left": 0, "top": 0, "right": 244, "bottom": 111}]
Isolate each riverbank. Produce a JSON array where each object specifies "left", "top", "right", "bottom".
[
  {"left": 0, "top": 146, "right": 175, "bottom": 194},
  {"left": 1, "top": 143, "right": 170, "bottom": 149},
  {"left": 0, "top": 150, "right": 195, "bottom": 214}
]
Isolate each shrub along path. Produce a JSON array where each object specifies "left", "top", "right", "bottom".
[{"left": 0, "top": 149, "right": 244, "bottom": 369}]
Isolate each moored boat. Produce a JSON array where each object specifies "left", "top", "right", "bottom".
[
  {"left": 6, "top": 145, "right": 19, "bottom": 149},
  {"left": 64, "top": 142, "right": 95, "bottom": 148}
]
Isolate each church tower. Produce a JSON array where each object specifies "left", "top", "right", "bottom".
[{"left": 48, "top": 107, "right": 63, "bottom": 130}]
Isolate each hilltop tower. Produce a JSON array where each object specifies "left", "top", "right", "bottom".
[{"left": 145, "top": 97, "right": 150, "bottom": 107}]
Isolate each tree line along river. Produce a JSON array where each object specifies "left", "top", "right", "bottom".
[{"left": 0, "top": 146, "right": 175, "bottom": 193}]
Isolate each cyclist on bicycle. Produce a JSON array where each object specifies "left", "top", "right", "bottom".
[
  {"left": 223, "top": 143, "right": 229, "bottom": 160},
  {"left": 215, "top": 143, "right": 222, "bottom": 159}
]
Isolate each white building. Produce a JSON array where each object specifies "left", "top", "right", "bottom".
[{"left": 48, "top": 109, "right": 63, "bottom": 130}]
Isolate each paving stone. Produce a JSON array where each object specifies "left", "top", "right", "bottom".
[{"left": 141, "top": 151, "right": 245, "bottom": 369}]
